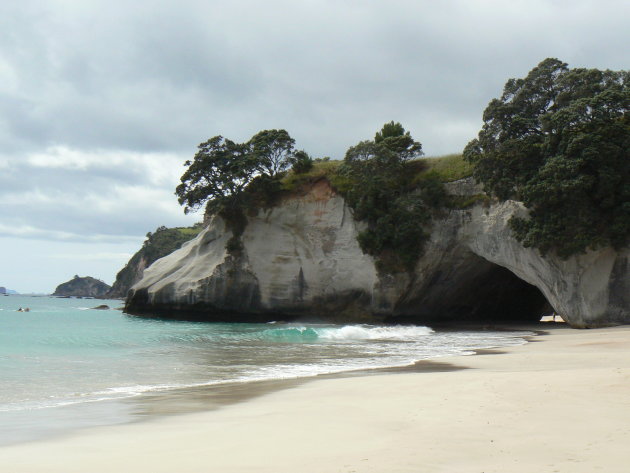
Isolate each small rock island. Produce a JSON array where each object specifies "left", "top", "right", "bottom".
[{"left": 53, "top": 275, "right": 111, "bottom": 298}]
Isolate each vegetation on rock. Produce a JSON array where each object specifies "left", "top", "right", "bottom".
[
  {"left": 286, "top": 150, "right": 314, "bottom": 174},
  {"left": 411, "top": 153, "right": 473, "bottom": 183},
  {"left": 249, "top": 129, "right": 296, "bottom": 177},
  {"left": 176, "top": 123, "right": 464, "bottom": 270},
  {"left": 176, "top": 130, "right": 314, "bottom": 252},
  {"left": 280, "top": 153, "right": 472, "bottom": 193},
  {"left": 280, "top": 158, "right": 340, "bottom": 192},
  {"left": 53, "top": 275, "right": 111, "bottom": 298},
  {"left": 338, "top": 122, "right": 447, "bottom": 272},
  {"left": 141, "top": 224, "right": 205, "bottom": 261},
  {"left": 176, "top": 129, "right": 313, "bottom": 215},
  {"left": 464, "top": 58, "right": 629, "bottom": 258},
  {"left": 107, "top": 224, "right": 204, "bottom": 298},
  {"left": 175, "top": 136, "right": 261, "bottom": 216}
]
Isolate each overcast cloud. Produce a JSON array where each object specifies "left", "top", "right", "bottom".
[{"left": 1, "top": 0, "right": 628, "bottom": 293}]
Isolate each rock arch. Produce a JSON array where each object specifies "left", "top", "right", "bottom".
[
  {"left": 391, "top": 249, "right": 550, "bottom": 324},
  {"left": 456, "top": 201, "right": 629, "bottom": 327}
]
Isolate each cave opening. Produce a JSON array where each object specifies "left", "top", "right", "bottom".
[{"left": 393, "top": 252, "right": 553, "bottom": 326}]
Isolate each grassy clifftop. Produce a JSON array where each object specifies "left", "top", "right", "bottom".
[{"left": 280, "top": 154, "right": 472, "bottom": 193}]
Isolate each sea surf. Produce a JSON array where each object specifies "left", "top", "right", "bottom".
[{"left": 0, "top": 295, "right": 533, "bottom": 445}]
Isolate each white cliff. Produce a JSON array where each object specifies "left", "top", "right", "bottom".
[
  {"left": 126, "top": 179, "right": 629, "bottom": 328},
  {"left": 459, "top": 201, "right": 629, "bottom": 327},
  {"left": 128, "top": 181, "right": 379, "bottom": 321}
]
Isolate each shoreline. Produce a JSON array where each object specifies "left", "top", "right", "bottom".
[
  {"left": 3, "top": 323, "right": 630, "bottom": 471},
  {"left": 0, "top": 322, "right": 534, "bottom": 447}
]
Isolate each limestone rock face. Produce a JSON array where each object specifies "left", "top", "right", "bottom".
[
  {"left": 126, "top": 179, "right": 629, "bottom": 327},
  {"left": 106, "top": 226, "right": 203, "bottom": 299},
  {"left": 459, "top": 201, "right": 629, "bottom": 327},
  {"left": 53, "top": 276, "right": 111, "bottom": 298},
  {"left": 127, "top": 181, "right": 378, "bottom": 321},
  {"left": 106, "top": 256, "right": 150, "bottom": 299}
]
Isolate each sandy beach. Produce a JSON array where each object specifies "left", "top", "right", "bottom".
[{"left": 1, "top": 324, "right": 630, "bottom": 472}]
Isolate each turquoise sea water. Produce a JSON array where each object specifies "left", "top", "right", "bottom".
[{"left": 0, "top": 295, "right": 532, "bottom": 444}]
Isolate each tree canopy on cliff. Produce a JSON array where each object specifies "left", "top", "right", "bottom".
[
  {"left": 176, "top": 136, "right": 257, "bottom": 215},
  {"left": 464, "top": 58, "right": 630, "bottom": 258},
  {"left": 340, "top": 122, "right": 445, "bottom": 272},
  {"left": 175, "top": 130, "right": 299, "bottom": 216},
  {"left": 249, "top": 129, "right": 295, "bottom": 177}
]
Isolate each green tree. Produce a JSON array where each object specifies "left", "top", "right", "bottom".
[
  {"left": 176, "top": 129, "right": 300, "bottom": 218},
  {"left": 340, "top": 122, "right": 440, "bottom": 272},
  {"left": 374, "top": 120, "right": 423, "bottom": 161},
  {"left": 464, "top": 58, "right": 630, "bottom": 258},
  {"left": 249, "top": 129, "right": 295, "bottom": 177},
  {"left": 288, "top": 150, "right": 314, "bottom": 174},
  {"left": 342, "top": 122, "right": 424, "bottom": 221},
  {"left": 175, "top": 136, "right": 259, "bottom": 215}
]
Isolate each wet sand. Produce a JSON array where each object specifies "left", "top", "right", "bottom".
[{"left": 1, "top": 324, "right": 630, "bottom": 472}]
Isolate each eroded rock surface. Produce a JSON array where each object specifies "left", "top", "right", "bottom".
[{"left": 126, "top": 179, "right": 628, "bottom": 327}]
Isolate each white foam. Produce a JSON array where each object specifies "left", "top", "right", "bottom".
[{"left": 317, "top": 325, "right": 433, "bottom": 341}]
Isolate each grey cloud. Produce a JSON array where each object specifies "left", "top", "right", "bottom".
[
  {"left": 0, "top": 151, "right": 197, "bottom": 241},
  {"left": 1, "top": 0, "right": 628, "bottom": 233},
  {"left": 1, "top": 0, "right": 627, "bottom": 292},
  {"left": 2, "top": 1, "right": 629, "bottom": 159}
]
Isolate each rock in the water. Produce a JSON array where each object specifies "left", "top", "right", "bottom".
[
  {"left": 53, "top": 275, "right": 111, "bottom": 298},
  {"left": 91, "top": 305, "right": 110, "bottom": 310}
]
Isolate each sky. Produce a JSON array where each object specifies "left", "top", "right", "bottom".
[{"left": 1, "top": 0, "right": 628, "bottom": 293}]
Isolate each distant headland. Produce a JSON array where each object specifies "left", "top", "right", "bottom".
[{"left": 53, "top": 275, "right": 111, "bottom": 298}]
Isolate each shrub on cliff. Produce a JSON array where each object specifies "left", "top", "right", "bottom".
[
  {"left": 340, "top": 122, "right": 446, "bottom": 272},
  {"left": 141, "top": 225, "right": 204, "bottom": 261},
  {"left": 287, "top": 150, "right": 314, "bottom": 174},
  {"left": 464, "top": 58, "right": 630, "bottom": 258}
]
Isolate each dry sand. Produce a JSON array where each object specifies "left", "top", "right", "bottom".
[{"left": 1, "top": 324, "right": 630, "bottom": 472}]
